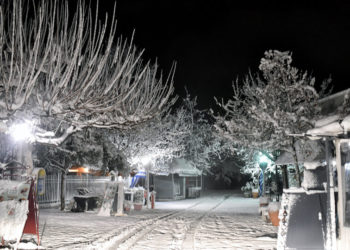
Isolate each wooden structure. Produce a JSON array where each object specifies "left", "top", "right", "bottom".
[
  {"left": 290, "top": 88, "right": 350, "bottom": 249},
  {"left": 154, "top": 159, "right": 202, "bottom": 201},
  {"left": 334, "top": 139, "right": 350, "bottom": 249}
]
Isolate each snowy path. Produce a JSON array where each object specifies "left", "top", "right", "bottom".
[
  {"left": 32, "top": 190, "right": 276, "bottom": 250},
  {"left": 115, "top": 191, "right": 277, "bottom": 250}
]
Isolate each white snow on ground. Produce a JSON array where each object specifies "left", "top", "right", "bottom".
[
  {"left": 0, "top": 200, "right": 29, "bottom": 242},
  {"left": 0, "top": 180, "right": 31, "bottom": 245},
  {"left": 17, "top": 190, "right": 277, "bottom": 250},
  {"left": 11, "top": 242, "right": 45, "bottom": 250}
]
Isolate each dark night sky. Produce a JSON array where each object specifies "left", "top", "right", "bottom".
[{"left": 99, "top": 0, "right": 350, "bottom": 110}]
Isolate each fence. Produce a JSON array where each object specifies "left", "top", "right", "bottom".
[{"left": 38, "top": 173, "right": 110, "bottom": 208}]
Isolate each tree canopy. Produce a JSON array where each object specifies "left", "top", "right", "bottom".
[{"left": 214, "top": 50, "right": 331, "bottom": 186}]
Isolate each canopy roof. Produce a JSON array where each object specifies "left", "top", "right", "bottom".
[
  {"left": 306, "top": 115, "right": 350, "bottom": 138},
  {"left": 170, "top": 158, "right": 202, "bottom": 177},
  {"left": 275, "top": 140, "right": 325, "bottom": 165}
]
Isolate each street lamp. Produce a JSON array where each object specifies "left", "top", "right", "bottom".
[
  {"left": 8, "top": 120, "right": 35, "bottom": 175},
  {"left": 259, "top": 154, "right": 269, "bottom": 197},
  {"left": 9, "top": 121, "right": 34, "bottom": 142},
  {"left": 140, "top": 155, "right": 152, "bottom": 209}
]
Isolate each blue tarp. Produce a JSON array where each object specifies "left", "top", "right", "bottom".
[{"left": 130, "top": 171, "right": 146, "bottom": 188}]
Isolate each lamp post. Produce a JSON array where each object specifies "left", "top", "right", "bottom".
[
  {"left": 9, "top": 121, "right": 35, "bottom": 175},
  {"left": 140, "top": 156, "right": 152, "bottom": 209},
  {"left": 259, "top": 154, "right": 269, "bottom": 197}
]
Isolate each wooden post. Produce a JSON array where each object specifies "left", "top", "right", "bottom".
[
  {"left": 281, "top": 165, "right": 289, "bottom": 189},
  {"left": 183, "top": 177, "right": 186, "bottom": 198},
  {"left": 115, "top": 178, "right": 124, "bottom": 216},
  {"left": 201, "top": 174, "right": 203, "bottom": 190},
  {"left": 172, "top": 173, "right": 175, "bottom": 199},
  {"left": 275, "top": 165, "right": 279, "bottom": 201},
  {"left": 325, "top": 139, "right": 336, "bottom": 250},
  {"left": 146, "top": 166, "right": 150, "bottom": 209},
  {"left": 60, "top": 171, "right": 66, "bottom": 211},
  {"left": 335, "top": 139, "right": 350, "bottom": 249}
]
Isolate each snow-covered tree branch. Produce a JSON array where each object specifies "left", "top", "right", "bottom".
[
  {"left": 109, "top": 103, "right": 192, "bottom": 174},
  {"left": 214, "top": 50, "right": 331, "bottom": 186},
  {"left": 0, "top": 0, "right": 176, "bottom": 171},
  {"left": 0, "top": 0, "right": 176, "bottom": 145}
]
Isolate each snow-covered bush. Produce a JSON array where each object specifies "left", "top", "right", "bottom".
[{"left": 241, "top": 181, "right": 254, "bottom": 192}]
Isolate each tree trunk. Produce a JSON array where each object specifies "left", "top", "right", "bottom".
[
  {"left": 275, "top": 165, "right": 279, "bottom": 201},
  {"left": 281, "top": 165, "right": 289, "bottom": 189},
  {"left": 116, "top": 179, "right": 124, "bottom": 216},
  {"left": 17, "top": 142, "right": 34, "bottom": 175},
  {"left": 60, "top": 171, "right": 66, "bottom": 211},
  {"left": 291, "top": 139, "right": 302, "bottom": 187}
]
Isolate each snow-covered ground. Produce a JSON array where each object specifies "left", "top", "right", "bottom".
[{"left": 18, "top": 190, "right": 277, "bottom": 250}]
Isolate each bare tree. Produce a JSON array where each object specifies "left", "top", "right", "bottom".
[
  {"left": 0, "top": 0, "right": 175, "bottom": 170},
  {"left": 214, "top": 50, "right": 331, "bottom": 187}
]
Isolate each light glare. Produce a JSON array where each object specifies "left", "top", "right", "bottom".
[
  {"left": 9, "top": 122, "right": 34, "bottom": 142},
  {"left": 259, "top": 154, "right": 269, "bottom": 164}
]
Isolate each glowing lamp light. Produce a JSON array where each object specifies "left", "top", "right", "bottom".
[
  {"left": 332, "top": 159, "right": 336, "bottom": 167},
  {"left": 131, "top": 155, "right": 154, "bottom": 166},
  {"left": 259, "top": 154, "right": 269, "bottom": 164},
  {"left": 258, "top": 153, "right": 270, "bottom": 172},
  {"left": 140, "top": 155, "right": 152, "bottom": 165},
  {"left": 9, "top": 122, "right": 34, "bottom": 142},
  {"left": 68, "top": 166, "right": 89, "bottom": 174}
]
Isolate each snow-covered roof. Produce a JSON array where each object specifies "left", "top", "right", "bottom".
[
  {"left": 275, "top": 140, "right": 325, "bottom": 165},
  {"left": 170, "top": 158, "right": 202, "bottom": 177},
  {"left": 304, "top": 88, "right": 350, "bottom": 138},
  {"left": 303, "top": 161, "right": 325, "bottom": 170},
  {"left": 307, "top": 115, "right": 350, "bottom": 138},
  {"left": 318, "top": 88, "right": 350, "bottom": 115}
]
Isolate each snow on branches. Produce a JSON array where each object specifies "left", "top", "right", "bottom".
[
  {"left": 0, "top": 0, "right": 176, "bottom": 146},
  {"left": 108, "top": 95, "right": 231, "bottom": 175},
  {"left": 214, "top": 50, "right": 331, "bottom": 186},
  {"left": 109, "top": 105, "right": 191, "bottom": 174},
  {"left": 181, "top": 96, "right": 231, "bottom": 172}
]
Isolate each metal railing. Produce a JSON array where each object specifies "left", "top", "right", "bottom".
[{"left": 38, "top": 173, "right": 110, "bottom": 208}]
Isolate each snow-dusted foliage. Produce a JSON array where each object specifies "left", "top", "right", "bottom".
[
  {"left": 181, "top": 96, "right": 232, "bottom": 172},
  {"left": 109, "top": 105, "right": 191, "bottom": 174},
  {"left": 108, "top": 95, "right": 232, "bottom": 175},
  {"left": 0, "top": 0, "right": 175, "bottom": 147},
  {"left": 215, "top": 50, "right": 331, "bottom": 186}
]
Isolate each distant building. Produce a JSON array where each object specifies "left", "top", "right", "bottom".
[{"left": 153, "top": 158, "right": 202, "bottom": 201}]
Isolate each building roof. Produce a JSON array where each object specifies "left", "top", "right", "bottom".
[
  {"left": 307, "top": 115, "right": 350, "bottom": 138},
  {"left": 275, "top": 140, "right": 325, "bottom": 165},
  {"left": 318, "top": 88, "right": 350, "bottom": 115},
  {"left": 170, "top": 158, "right": 202, "bottom": 177}
]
